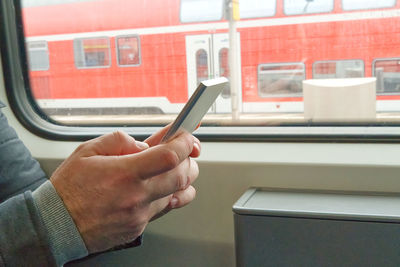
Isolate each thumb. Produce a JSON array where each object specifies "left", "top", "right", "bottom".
[
  {"left": 145, "top": 123, "right": 172, "bottom": 147},
  {"left": 84, "top": 131, "right": 149, "bottom": 156}
]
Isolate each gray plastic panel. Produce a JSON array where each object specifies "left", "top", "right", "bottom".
[
  {"left": 234, "top": 214, "right": 400, "bottom": 267},
  {"left": 233, "top": 188, "right": 400, "bottom": 267},
  {"left": 233, "top": 188, "right": 400, "bottom": 222}
]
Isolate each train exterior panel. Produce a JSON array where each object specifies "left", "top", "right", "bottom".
[{"left": 22, "top": 0, "right": 400, "bottom": 114}]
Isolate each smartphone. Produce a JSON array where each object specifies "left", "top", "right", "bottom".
[{"left": 161, "top": 77, "right": 229, "bottom": 142}]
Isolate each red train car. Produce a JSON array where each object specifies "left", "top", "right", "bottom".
[{"left": 22, "top": 0, "right": 400, "bottom": 115}]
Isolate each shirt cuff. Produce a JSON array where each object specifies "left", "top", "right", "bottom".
[{"left": 32, "top": 180, "right": 88, "bottom": 266}]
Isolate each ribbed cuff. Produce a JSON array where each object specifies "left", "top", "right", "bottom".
[{"left": 32, "top": 180, "right": 88, "bottom": 266}]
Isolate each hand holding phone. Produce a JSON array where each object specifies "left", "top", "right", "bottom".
[{"left": 161, "top": 77, "right": 229, "bottom": 142}]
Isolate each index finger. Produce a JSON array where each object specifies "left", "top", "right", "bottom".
[{"left": 128, "top": 132, "right": 195, "bottom": 179}]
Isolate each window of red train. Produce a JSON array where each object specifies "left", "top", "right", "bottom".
[
  {"left": 313, "top": 60, "right": 364, "bottom": 79},
  {"left": 73, "top": 37, "right": 111, "bottom": 69},
  {"left": 26, "top": 41, "right": 49, "bottom": 71},
  {"left": 22, "top": 0, "right": 79, "bottom": 7},
  {"left": 180, "top": 0, "right": 224, "bottom": 23},
  {"left": 196, "top": 49, "right": 208, "bottom": 85},
  {"left": 284, "top": 0, "right": 334, "bottom": 16},
  {"left": 373, "top": 58, "right": 400, "bottom": 95},
  {"left": 116, "top": 35, "right": 141, "bottom": 67},
  {"left": 342, "top": 0, "right": 396, "bottom": 11},
  {"left": 219, "top": 48, "right": 231, "bottom": 99},
  {"left": 239, "top": 0, "right": 276, "bottom": 19},
  {"left": 257, "top": 63, "right": 305, "bottom": 98}
]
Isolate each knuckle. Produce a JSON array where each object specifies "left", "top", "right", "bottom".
[
  {"left": 112, "top": 130, "right": 122, "bottom": 139},
  {"left": 191, "top": 159, "right": 199, "bottom": 178},
  {"left": 127, "top": 220, "right": 147, "bottom": 237},
  {"left": 119, "top": 189, "right": 147, "bottom": 211},
  {"left": 180, "top": 133, "right": 194, "bottom": 155},
  {"left": 131, "top": 212, "right": 149, "bottom": 228},
  {"left": 121, "top": 203, "right": 150, "bottom": 232},
  {"left": 112, "top": 130, "right": 125, "bottom": 144},
  {"left": 187, "top": 186, "right": 197, "bottom": 202},
  {"left": 129, "top": 191, "right": 148, "bottom": 208},
  {"left": 75, "top": 140, "right": 90, "bottom": 153},
  {"left": 160, "top": 148, "right": 180, "bottom": 170},
  {"left": 175, "top": 171, "right": 188, "bottom": 191},
  {"left": 113, "top": 130, "right": 128, "bottom": 140},
  {"left": 192, "top": 187, "right": 197, "bottom": 199}
]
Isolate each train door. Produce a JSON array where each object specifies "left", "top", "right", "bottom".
[{"left": 185, "top": 33, "right": 241, "bottom": 113}]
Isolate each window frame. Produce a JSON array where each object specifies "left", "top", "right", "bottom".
[
  {"left": 179, "top": 0, "right": 224, "bottom": 23},
  {"left": 115, "top": 34, "right": 142, "bottom": 67},
  {"left": 373, "top": 57, "right": 400, "bottom": 95},
  {"left": 312, "top": 59, "right": 365, "bottom": 79},
  {"left": 73, "top": 37, "right": 111, "bottom": 69},
  {"left": 257, "top": 62, "right": 305, "bottom": 98},
  {"left": 0, "top": 0, "right": 161, "bottom": 141},
  {"left": 341, "top": 0, "right": 397, "bottom": 11},
  {"left": 26, "top": 40, "right": 50, "bottom": 71},
  {"left": 239, "top": 0, "right": 276, "bottom": 19},
  {"left": 283, "top": 0, "right": 334, "bottom": 16}
]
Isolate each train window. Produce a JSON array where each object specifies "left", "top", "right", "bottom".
[
  {"left": 373, "top": 58, "right": 400, "bottom": 95},
  {"left": 284, "top": 0, "right": 334, "bottom": 15},
  {"left": 239, "top": 0, "right": 276, "bottom": 19},
  {"left": 196, "top": 49, "right": 209, "bottom": 85},
  {"left": 258, "top": 63, "right": 304, "bottom": 98},
  {"left": 342, "top": 0, "right": 396, "bottom": 11},
  {"left": 116, "top": 35, "right": 141, "bottom": 67},
  {"left": 2, "top": 0, "right": 400, "bottom": 141},
  {"left": 313, "top": 60, "right": 364, "bottom": 79},
  {"left": 219, "top": 48, "right": 231, "bottom": 98},
  {"left": 26, "top": 41, "right": 50, "bottom": 71},
  {"left": 180, "top": 0, "right": 224, "bottom": 23},
  {"left": 74, "top": 37, "right": 111, "bottom": 69}
]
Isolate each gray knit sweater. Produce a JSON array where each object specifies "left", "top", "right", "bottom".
[{"left": 0, "top": 103, "right": 88, "bottom": 266}]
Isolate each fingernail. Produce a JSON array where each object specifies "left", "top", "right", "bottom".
[
  {"left": 193, "top": 142, "right": 200, "bottom": 152},
  {"left": 136, "top": 141, "right": 149, "bottom": 149},
  {"left": 170, "top": 197, "right": 178, "bottom": 208}
]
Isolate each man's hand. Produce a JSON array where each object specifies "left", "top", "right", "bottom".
[{"left": 50, "top": 129, "right": 200, "bottom": 253}]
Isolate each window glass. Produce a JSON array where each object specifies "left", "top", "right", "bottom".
[
  {"left": 258, "top": 63, "right": 304, "bottom": 97},
  {"left": 284, "top": 0, "right": 334, "bottom": 15},
  {"left": 26, "top": 41, "right": 50, "bottom": 71},
  {"left": 22, "top": 0, "right": 97, "bottom": 7},
  {"left": 374, "top": 59, "right": 400, "bottom": 94},
  {"left": 116, "top": 36, "right": 141, "bottom": 66},
  {"left": 74, "top": 38, "right": 111, "bottom": 68},
  {"left": 342, "top": 0, "right": 396, "bottom": 11},
  {"left": 180, "top": 0, "right": 224, "bottom": 23},
  {"left": 196, "top": 49, "right": 209, "bottom": 85},
  {"left": 313, "top": 60, "right": 364, "bottom": 79},
  {"left": 9, "top": 0, "right": 400, "bottom": 137},
  {"left": 219, "top": 48, "right": 230, "bottom": 98},
  {"left": 239, "top": 0, "right": 276, "bottom": 19}
]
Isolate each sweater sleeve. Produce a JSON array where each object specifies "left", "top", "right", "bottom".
[
  {"left": 32, "top": 181, "right": 88, "bottom": 266},
  {"left": 0, "top": 192, "right": 57, "bottom": 266},
  {"left": 0, "top": 103, "right": 88, "bottom": 266},
  {"left": 0, "top": 104, "right": 47, "bottom": 202}
]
